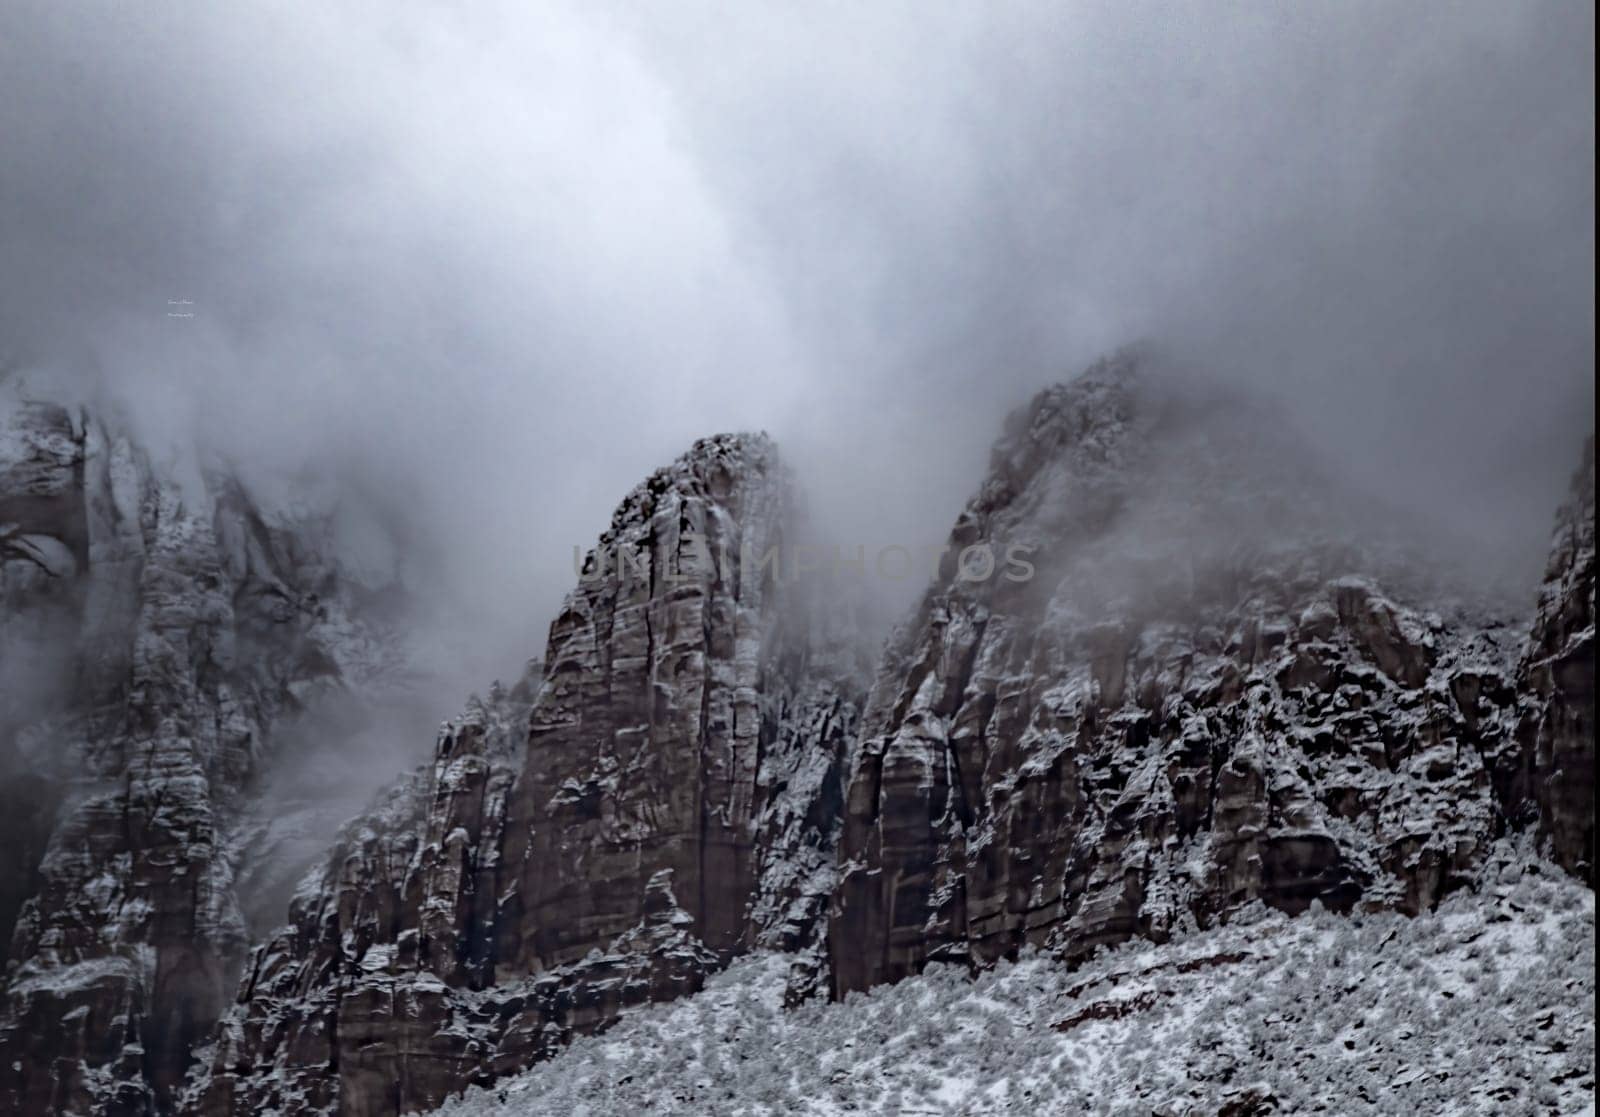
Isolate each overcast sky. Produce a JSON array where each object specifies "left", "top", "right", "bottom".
[{"left": 1, "top": 1, "right": 1593, "bottom": 687}]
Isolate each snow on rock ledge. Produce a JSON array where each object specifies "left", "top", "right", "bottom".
[{"left": 430, "top": 847, "right": 1594, "bottom": 1117}]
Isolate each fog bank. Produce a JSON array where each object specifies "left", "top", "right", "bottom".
[{"left": 1, "top": 1, "right": 1591, "bottom": 694}]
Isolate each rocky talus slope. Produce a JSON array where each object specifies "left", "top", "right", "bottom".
[
  {"left": 184, "top": 435, "right": 871, "bottom": 1116},
  {"left": 0, "top": 396, "right": 398, "bottom": 1115}
]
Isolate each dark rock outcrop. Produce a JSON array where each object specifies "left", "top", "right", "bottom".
[
  {"left": 188, "top": 674, "right": 764, "bottom": 1117},
  {"left": 0, "top": 394, "right": 397, "bottom": 1116},
  {"left": 496, "top": 434, "right": 850, "bottom": 972},
  {"left": 185, "top": 681, "right": 544, "bottom": 1117},
  {"left": 827, "top": 354, "right": 1586, "bottom": 996},
  {"left": 186, "top": 434, "right": 869, "bottom": 1115}
]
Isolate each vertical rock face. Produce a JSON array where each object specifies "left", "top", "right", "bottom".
[
  {"left": 187, "top": 433, "right": 870, "bottom": 1115},
  {"left": 1509, "top": 437, "right": 1595, "bottom": 880},
  {"left": 827, "top": 353, "right": 1566, "bottom": 996},
  {"left": 499, "top": 434, "right": 794, "bottom": 970},
  {"left": 0, "top": 402, "right": 86, "bottom": 970},
  {"left": 498, "top": 434, "right": 864, "bottom": 971},
  {"left": 0, "top": 395, "right": 395, "bottom": 1116}
]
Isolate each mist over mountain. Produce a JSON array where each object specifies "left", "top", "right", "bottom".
[
  {"left": 0, "top": 3, "right": 1593, "bottom": 1116},
  {"left": 3, "top": 2, "right": 1592, "bottom": 656}
]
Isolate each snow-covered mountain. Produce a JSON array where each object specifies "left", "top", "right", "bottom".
[
  {"left": 2, "top": 354, "right": 1592, "bottom": 1116},
  {"left": 0, "top": 390, "right": 410, "bottom": 1115},
  {"left": 182, "top": 433, "right": 874, "bottom": 1115},
  {"left": 828, "top": 353, "right": 1590, "bottom": 995}
]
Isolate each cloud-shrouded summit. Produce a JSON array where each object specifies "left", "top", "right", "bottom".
[
  {"left": 1, "top": 0, "right": 1592, "bottom": 682},
  {"left": 1, "top": 9, "right": 1595, "bottom": 1114}
]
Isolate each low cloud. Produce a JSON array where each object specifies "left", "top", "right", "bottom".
[{"left": 1, "top": 0, "right": 1591, "bottom": 694}]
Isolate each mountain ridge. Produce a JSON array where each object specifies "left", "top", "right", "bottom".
[{"left": 2, "top": 356, "right": 1591, "bottom": 1115}]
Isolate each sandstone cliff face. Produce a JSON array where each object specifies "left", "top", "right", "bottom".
[
  {"left": 186, "top": 434, "right": 869, "bottom": 1115},
  {"left": 827, "top": 354, "right": 1587, "bottom": 996},
  {"left": 498, "top": 434, "right": 841, "bottom": 971},
  {"left": 0, "top": 395, "right": 396, "bottom": 1116}
]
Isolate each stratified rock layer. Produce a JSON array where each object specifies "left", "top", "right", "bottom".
[
  {"left": 498, "top": 435, "right": 872, "bottom": 978},
  {"left": 828, "top": 354, "right": 1592, "bottom": 995},
  {"left": 0, "top": 396, "right": 394, "bottom": 1116}
]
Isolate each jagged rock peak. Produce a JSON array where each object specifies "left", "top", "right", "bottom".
[
  {"left": 185, "top": 426, "right": 869, "bottom": 1116},
  {"left": 17, "top": 364, "right": 1588, "bottom": 1115},
  {"left": 502, "top": 420, "right": 831, "bottom": 971},
  {"left": 597, "top": 430, "right": 781, "bottom": 534},
  {"left": 828, "top": 351, "right": 1579, "bottom": 998}
]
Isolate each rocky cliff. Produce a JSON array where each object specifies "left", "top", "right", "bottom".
[
  {"left": 4, "top": 358, "right": 1591, "bottom": 1116},
  {"left": 1509, "top": 435, "right": 1595, "bottom": 881},
  {"left": 185, "top": 434, "right": 870, "bottom": 1115},
  {"left": 0, "top": 394, "right": 398, "bottom": 1116},
  {"left": 827, "top": 354, "right": 1593, "bottom": 995},
  {"left": 496, "top": 434, "right": 861, "bottom": 974}
]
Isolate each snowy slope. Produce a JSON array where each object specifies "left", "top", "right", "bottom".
[{"left": 433, "top": 846, "right": 1593, "bottom": 1117}]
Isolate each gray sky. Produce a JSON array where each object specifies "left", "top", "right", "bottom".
[{"left": 2, "top": 1, "right": 1593, "bottom": 689}]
